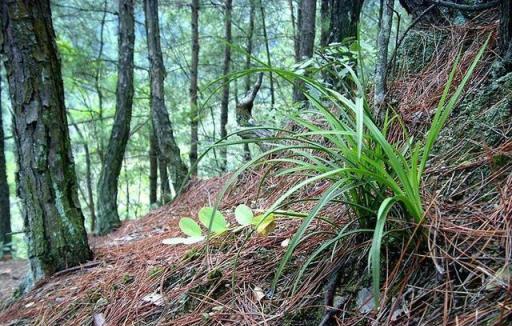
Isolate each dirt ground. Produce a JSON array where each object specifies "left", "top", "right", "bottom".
[{"left": 0, "top": 259, "right": 28, "bottom": 306}]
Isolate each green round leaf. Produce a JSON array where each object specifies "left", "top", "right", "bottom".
[
  {"left": 234, "top": 204, "right": 254, "bottom": 226},
  {"left": 198, "top": 207, "right": 228, "bottom": 234},
  {"left": 179, "top": 217, "right": 203, "bottom": 237}
]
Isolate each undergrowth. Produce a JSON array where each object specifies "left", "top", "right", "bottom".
[{"left": 205, "top": 35, "right": 490, "bottom": 306}]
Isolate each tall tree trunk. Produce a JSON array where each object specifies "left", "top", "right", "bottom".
[
  {"left": 144, "top": 0, "right": 189, "bottom": 192},
  {"left": 190, "top": 0, "right": 200, "bottom": 176},
  {"left": 69, "top": 119, "right": 96, "bottom": 232},
  {"left": 0, "top": 76, "right": 11, "bottom": 258},
  {"left": 259, "top": 2, "right": 275, "bottom": 109},
  {"left": 323, "top": 0, "right": 363, "bottom": 46},
  {"left": 149, "top": 128, "right": 158, "bottom": 205},
  {"left": 159, "top": 155, "right": 171, "bottom": 202},
  {"left": 243, "top": 0, "right": 256, "bottom": 161},
  {"left": 0, "top": 0, "right": 92, "bottom": 284},
  {"left": 93, "top": 0, "right": 108, "bottom": 163},
  {"left": 84, "top": 143, "right": 95, "bottom": 231},
  {"left": 96, "top": 0, "right": 135, "bottom": 235},
  {"left": 220, "top": 0, "right": 233, "bottom": 172},
  {"left": 501, "top": 0, "right": 512, "bottom": 69},
  {"left": 288, "top": 0, "right": 300, "bottom": 61},
  {"left": 293, "top": 0, "right": 317, "bottom": 101},
  {"left": 320, "top": 0, "right": 330, "bottom": 47},
  {"left": 374, "top": 0, "right": 395, "bottom": 111}
]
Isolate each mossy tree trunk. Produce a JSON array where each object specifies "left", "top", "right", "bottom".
[
  {"left": 143, "top": 0, "right": 188, "bottom": 193},
  {"left": 96, "top": 0, "right": 135, "bottom": 235},
  {"left": 0, "top": 0, "right": 92, "bottom": 284},
  {"left": 0, "top": 76, "right": 11, "bottom": 257}
]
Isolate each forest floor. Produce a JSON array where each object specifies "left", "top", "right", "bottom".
[{"left": 0, "top": 259, "right": 28, "bottom": 305}]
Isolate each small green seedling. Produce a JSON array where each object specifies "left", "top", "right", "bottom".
[
  {"left": 234, "top": 204, "right": 254, "bottom": 226},
  {"left": 198, "top": 207, "right": 228, "bottom": 234},
  {"left": 162, "top": 204, "right": 276, "bottom": 245}
]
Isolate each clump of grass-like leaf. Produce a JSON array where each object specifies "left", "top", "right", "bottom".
[{"left": 201, "top": 35, "right": 489, "bottom": 306}]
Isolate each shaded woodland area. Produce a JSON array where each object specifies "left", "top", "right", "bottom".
[{"left": 0, "top": 0, "right": 511, "bottom": 325}]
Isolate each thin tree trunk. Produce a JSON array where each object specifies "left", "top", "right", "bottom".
[
  {"left": 124, "top": 158, "right": 129, "bottom": 218},
  {"left": 0, "top": 76, "right": 11, "bottom": 258},
  {"left": 289, "top": 0, "right": 300, "bottom": 61},
  {"left": 374, "top": 0, "right": 395, "bottom": 111},
  {"left": 259, "top": 1, "right": 275, "bottom": 109},
  {"left": 293, "top": 0, "right": 317, "bottom": 102},
  {"left": 96, "top": 0, "right": 135, "bottom": 235},
  {"left": 70, "top": 119, "right": 97, "bottom": 232},
  {"left": 93, "top": 0, "right": 108, "bottom": 163},
  {"left": 245, "top": 0, "right": 255, "bottom": 93},
  {"left": 220, "top": 0, "right": 233, "bottom": 172},
  {"left": 159, "top": 156, "right": 171, "bottom": 203},
  {"left": 189, "top": 0, "right": 200, "bottom": 175},
  {"left": 0, "top": 0, "right": 92, "bottom": 285},
  {"left": 144, "top": 0, "right": 189, "bottom": 192},
  {"left": 244, "top": 0, "right": 256, "bottom": 161},
  {"left": 149, "top": 128, "right": 158, "bottom": 205},
  {"left": 84, "top": 144, "right": 96, "bottom": 231}
]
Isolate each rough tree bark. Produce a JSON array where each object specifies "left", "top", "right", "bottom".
[
  {"left": 158, "top": 154, "right": 171, "bottom": 202},
  {"left": 220, "top": 0, "right": 233, "bottom": 172},
  {"left": 501, "top": 0, "right": 512, "bottom": 68},
  {"left": 374, "top": 0, "right": 395, "bottom": 110},
  {"left": 0, "top": 76, "right": 11, "bottom": 257},
  {"left": 96, "top": 0, "right": 135, "bottom": 235},
  {"left": 189, "top": 0, "right": 200, "bottom": 175},
  {"left": 320, "top": 0, "right": 364, "bottom": 47},
  {"left": 293, "top": 0, "right": 317, "bottom": 101},
  {"left": 0, "top": 0, "right": 92, "bottom": 284},
  {"left": 144, "top": 0, "right": 188, "bottom": 192},
  {"left": 149, "top": 129, "right": 158, "bottom": 205}
]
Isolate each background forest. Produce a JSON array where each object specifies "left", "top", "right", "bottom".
[
  {"left": 1, "top": 0, "right": 511, "bottom": 324},
  {"left": 1, "top": 0, "right": 386, "bottom": 258}
]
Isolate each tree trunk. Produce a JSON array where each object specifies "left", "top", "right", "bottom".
[
  {"left": 320, "top": 0, "right": 330, "bottom": 47},
  {"left": 220, "top": 0, "right": 233, "bottom": 172},
  {"left": 293, "top": 0, "right": 317, "bottom": 101},
  {"left": 322, "top": 0, "right": 364, "bottom": 46},
  {"left": 159, "top": 156, "right": 171, "bottom": 203},
  {"left": 84, "top": 143, "right": 96, "bottom": 231},
  {"left": 70, "top": 119, "right": 97, "bottom": 232},
  {"left": 259, "top": 1, "right": 275, "bottom": 108},
  {"left": 189, "top": 0, "right": 200, "bottom": 176},
  {"left": 96, "top": 0, "right": 135, "bottom": 235},
  {"left": 288, "top": 0, "right": 300, "bottom": 61},
  {"left": 149, "top": 128, "right": 158, "bottom": 205},
  {"left": 144, "top": 0, "right": 188, "bottom": 192},
  {"left": 243, "top": 0, "right": 256, "bottom": 161},
  {"left": 0, "top": 0, "right": 92, "bottom": 284},
  {"left": 0, "top": 76, "right": 11, "bottom": 258},
  {"left": 374, "top": 0, "right": 395, "bottom": 110},
  {"left": 501, "top": 0, "right": 512, "bottom": 68}
]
